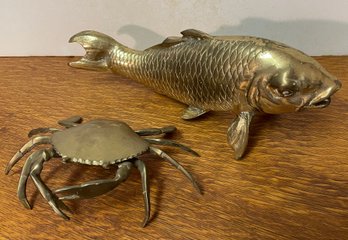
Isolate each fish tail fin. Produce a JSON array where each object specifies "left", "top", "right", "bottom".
[{"left": 69, "top": 30, "right": 118, "bottom": 71}]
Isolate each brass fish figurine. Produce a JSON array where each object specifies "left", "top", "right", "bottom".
[{"left": 69, "top": 29, "right": 341, "bottom": 160}]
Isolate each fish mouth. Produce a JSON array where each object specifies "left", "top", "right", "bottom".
[
  {"left": 305, "top": 97, "right": 331, "bottom": 109},
  {"left": 304, "top": 79, "right": 341, "bottom": 109}
]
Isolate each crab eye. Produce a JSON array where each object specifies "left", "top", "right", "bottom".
[{"left": 280, "top": 89, "right": 294, "bottom": 97}]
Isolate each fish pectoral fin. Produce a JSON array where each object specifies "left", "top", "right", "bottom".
[
  {"left": 227, "top": 112, "right": 254, "bottom": 160},
  {"left": 181, "top": 106, "right": 207, "bottom": 120}
]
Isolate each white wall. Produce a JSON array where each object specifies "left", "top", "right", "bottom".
[{"left": 1, "top": 0, "right": 348, "bottom": 56}]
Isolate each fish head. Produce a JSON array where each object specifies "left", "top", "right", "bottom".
[{"left": 249, "top": 45, "right": 341, "bottom": 114}]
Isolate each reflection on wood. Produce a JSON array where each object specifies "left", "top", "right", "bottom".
[{"left": 0, "top": 57, "right": 347, "bottom": 239}]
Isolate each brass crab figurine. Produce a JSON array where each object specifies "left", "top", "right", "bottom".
[{"left": 5, "top": 116, "right": 201, "bottom": 227}]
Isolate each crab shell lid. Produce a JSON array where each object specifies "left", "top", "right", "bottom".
[{"left": 51, "top": 120, "right": 150, "bottom": 164}]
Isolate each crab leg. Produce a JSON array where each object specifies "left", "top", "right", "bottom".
[
  {"left": 149, "top": 147, "right": 202, "bottom": 194},
  {"left": 55, "top": 161, "right": 133, "bottom": 200},
  {"left": 16, "top": 148, "right": 70, "bottom": 219},
  {"left": 5, "top": 136, "right": 51, "bottom": 174},
  {"left": 26, "top": 148, "right": 71, "bottom": 220},
  {"left": 28, "top": 128, "right": 60, "bottom": 137},
  {"left": 135, "top": 126, "right": 176, "bottom": 136},
  {"left": 145, "top": 138, "right": 199, "bottom": 156},
  {"left": 17, "top": 150, "right": 44, "bottom": 209},
  {"left": 134, "top": 159, "right": 150, "bottom": 227}
]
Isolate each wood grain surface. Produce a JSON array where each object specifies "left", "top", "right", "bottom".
[{"left": 0, "top": 57, "right": 347, "bottom": 240}]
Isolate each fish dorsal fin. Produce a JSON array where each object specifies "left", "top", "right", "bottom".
[
  {"left": 145, "top": 29, "right": 212, "bottom": 51},
  {"left": 181, "top": 29, "right": 212, "bottom": 39},
  {"left": 144, "top": 36, "right": 185, "bottom": 50},
  {"left": 161, "top": 36, "right": 185, "bottom": 46}
]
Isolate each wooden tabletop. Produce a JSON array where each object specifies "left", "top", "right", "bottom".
[{"left": 0, "top": 56, "right": 347, "bottom": 240}]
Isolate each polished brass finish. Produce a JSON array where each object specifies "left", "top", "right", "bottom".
[
  {"left": 5, "top": 116, "right": 200, "bottom": 227},
  {"left": 69, "top": 29, "right": 341, "bottom": 159}
]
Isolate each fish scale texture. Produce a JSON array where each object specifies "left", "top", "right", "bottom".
[{"left": 112, "top": 38, "right": 263, "bottom": 111}]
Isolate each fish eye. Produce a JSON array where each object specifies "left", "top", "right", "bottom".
[
  {"left": 269, "top": 73, "right": 299, "bottom": 98},
  {"left": 280, "top": 89, "right": 294, "bottom": 97}
]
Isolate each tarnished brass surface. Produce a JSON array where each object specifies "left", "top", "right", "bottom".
[
  {"left": 69, "top": 29, "right": 341, "bottom": 159},
  {"left": 5, "top": 116, "right": 201, "bottom": 227}
]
